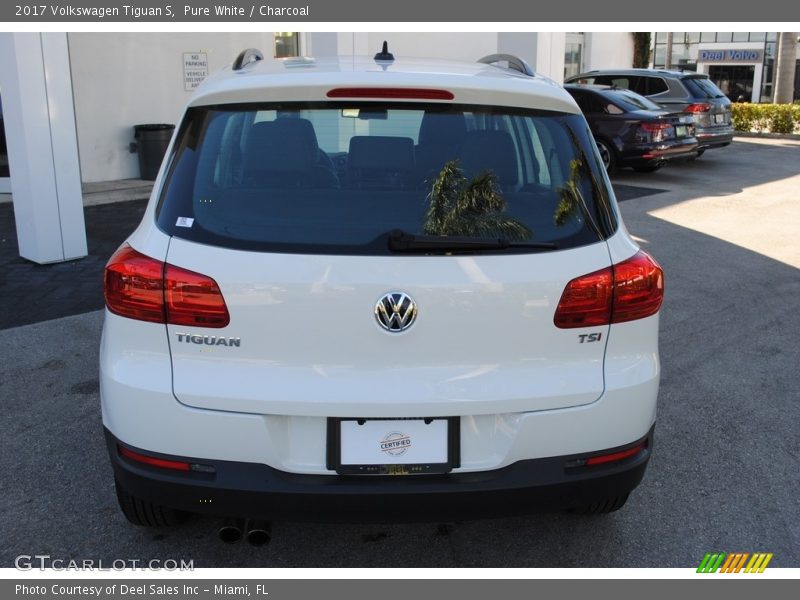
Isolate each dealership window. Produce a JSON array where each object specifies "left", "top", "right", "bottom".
[
  {"left": 760, "top": 42, "right": 779, "bottom": 102},
  {"left": 651, "top": 32, "right": 699, "bottom": 71},
  {"left": 652, "top": 32, "right": 772, "bottom": 72},
  {"left": 564, "top": 33, "right": 584, "bottom": 80},
  {"left": 274, "top": 32, "right": 300, "bottom": 58}
]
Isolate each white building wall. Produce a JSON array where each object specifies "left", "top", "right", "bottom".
[
  {"left": 365, "top": 32, "right": 499, "bottom": 62},
  {"left": 68, "top": 32, "right": 274, "bottom": 182},
  {"left": 326, "top": 32, "right": 573, "bottom": 82},
  {"left": 584, "top": 33, "right": 634, "bottom": 71}
]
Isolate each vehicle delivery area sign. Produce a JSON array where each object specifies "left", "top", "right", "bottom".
[{"left": 183, "top": 52, "right": 208, "bottom": 90}]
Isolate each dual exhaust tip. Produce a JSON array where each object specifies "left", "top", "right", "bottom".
[{"left": 218, "top": 518, "right": 271, "bottom": 546}]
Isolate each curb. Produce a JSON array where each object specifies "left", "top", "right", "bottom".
[{"left": 734, "top": 132, "right": 800, "bottom": 141}]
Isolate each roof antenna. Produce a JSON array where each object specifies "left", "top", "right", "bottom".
[{"left": 374, "top": 41, "right": 395, "bottom": 62}]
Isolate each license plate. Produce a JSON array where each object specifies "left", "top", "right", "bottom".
[
  {"left": 675, "top": 125, "right": 687, "bottom": 137},
  {"left": 714, "top": 113, "right": 726, "bottom": 124},
  {"left": 327, "top": 417, "right": 460, "bottom": 475}
]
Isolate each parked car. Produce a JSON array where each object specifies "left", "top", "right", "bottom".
[
  {"left": 565, "top": 68, "right": 733, "bottom": 156},
  {"left": 564, "top": 84, "right": 698, "bottom": 173},
  {"left": 102, "top": 48, "right": 663, "bottom": 539}
]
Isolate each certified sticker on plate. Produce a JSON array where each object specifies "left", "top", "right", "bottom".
[
  {"left": 340, "top": 419, "right": 448, "bottom": 466},
  {"left": 328, "top": 417, "right": 459, "bottom": 474}
]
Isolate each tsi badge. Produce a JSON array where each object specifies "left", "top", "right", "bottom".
[{"left": 380, "top": 431, "right": 411, "bottom": 456}]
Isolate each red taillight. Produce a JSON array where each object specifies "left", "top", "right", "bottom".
[
  {"left": 554, "top": 251, "right": 664, "bottom": 328},
  {"left": 639, "top": 122, "right": 671, "bottom": 132},
  {"left": 611, "top": 251, "right": 665, "bottom": 324},
  {"left": 165, "top": 264, "right": 230, "bottom": 327},
  {"left": 685, "top": 103, "right": 711, "bottom": 113},
  {"left": 104, "top": 244, "right": 229, "bottom": 328},
  {"left": 104, "top": 245, "right": 166, "bottom": 323},
  {"left": 585, "top": 442, "right": 647, "bottom": 466},
  {"left": 119, "top": 446, "right": 191, "bottom": 471},
  {"left": 637, "top": 121, "right": 673, "bottom": 143},
  {"left": 326, "top": 87, "right": 454, "bottom": 100},
  {"left": 553, "top": 266, "right": 613, "bottom": 328}
]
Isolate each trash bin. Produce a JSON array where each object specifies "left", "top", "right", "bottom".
[{"left": 131, "top": 124, "right": 175, "bottom": 181}]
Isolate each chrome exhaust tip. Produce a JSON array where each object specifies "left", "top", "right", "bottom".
[
  {"left": 217, "top": 518, "right": 245, "bottom": 544},
  {"left": 245, "top": 520, "right": 272, "bottom": 546}
]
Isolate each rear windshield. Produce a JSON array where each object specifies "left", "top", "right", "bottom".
[
  {"left": 605, "top": 89, "right": 663, "bottom": 112},
  {"left": 682, "top": 77, "right": 726, "bottom": 99},
  {"left": 156, "top": 102, "right": 616, "bottom": 255}
]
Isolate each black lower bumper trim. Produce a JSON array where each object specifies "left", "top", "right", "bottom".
[{"left": 106, "top": 426, "right": 654, "bottom": 522}]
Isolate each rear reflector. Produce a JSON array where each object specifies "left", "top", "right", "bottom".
[
  {"left": 326, "top": 87, "right": 454, "bottom": 100},
  {"left": 119, "top": 446, "right": 191, "bottom": 471},
  {"left": 554, "top": 250, "right": 664, "bottom": 328},
  {"left": 104, "top": 244, "right": 230, "bottom": 328},
  {"left": 118, "top": 445, "right": 216, "bottom": 473},
  {"left": 685, "top": 103, "right": 711, "bottom": 113},
  {"left": 585, "top": 442, "right": 647, "bottom": 466}
]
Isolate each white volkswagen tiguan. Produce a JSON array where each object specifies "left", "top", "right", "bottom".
[{"left": 101, "top": 47, "right": 663, "bottom": 534}]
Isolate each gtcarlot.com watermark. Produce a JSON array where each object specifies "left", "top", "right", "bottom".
[{"left": 15, "top": 554, "right": 194, "bottom": 571}]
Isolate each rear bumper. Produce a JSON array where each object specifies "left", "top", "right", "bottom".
[
  {"left": 696, "top": 126, "right": 734, "bottom": 149},
  {"left": 622, "top": 139, "right": 698, "bottom": 167},
  {"left": 107, "top": 425, "right": 654, "bottom": 521}
]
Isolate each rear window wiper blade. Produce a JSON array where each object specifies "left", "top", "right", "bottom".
[{"left": 387, "top": 230, "right": 558, "bottom": 253}]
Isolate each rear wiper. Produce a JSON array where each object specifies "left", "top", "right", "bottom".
[{"left": 387, "top": 230, "right": 558, "bottom": 253}]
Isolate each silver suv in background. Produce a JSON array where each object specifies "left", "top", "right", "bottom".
[{"left": 565, "top": 69, "right": 733, "bottom": 157}]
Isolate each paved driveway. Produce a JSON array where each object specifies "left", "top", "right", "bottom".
[{"left": 1, "top": 138, "right": 798, "bottom": 568}]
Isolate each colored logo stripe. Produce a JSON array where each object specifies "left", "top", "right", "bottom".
[
  {"left": 697, "top": 552, "right": 773, "bottom": 573},
  {"left": 745, "top": 553, "right": 773, "bottom": 573}
]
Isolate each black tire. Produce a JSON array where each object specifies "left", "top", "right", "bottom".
[
  {"left": 568, "top": 493, "right": 630, "bottom": 515},
  {"left": 595, "top": 139, "right": 617, "bottom": 174},
  {"left": 633, "top": 164, "right": 661, "bottom": 173},
  {"left": 689, "top": 149, "right": 705, "bottom": 161},
  {"left": 114, "top": 478, "right": 189, "bottom": 527}
]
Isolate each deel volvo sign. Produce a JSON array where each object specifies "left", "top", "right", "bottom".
[{"left": 698, "top": 49, "right": 764, "bottom": 63}]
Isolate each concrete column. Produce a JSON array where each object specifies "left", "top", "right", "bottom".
[
  {"left": 532, "top": 33, "right": 566, "bottom": 82},
  {"left": 752, "top": 61, "right": 764, "bottom": 103},
  {"left": 774, "top": 32, "right": 798, "bottom": 104},
  {"left": 0, "top": 32, "right": 86, "bottom": 264}
]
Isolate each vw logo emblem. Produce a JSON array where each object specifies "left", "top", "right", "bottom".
[{"left": 375, "top": 292, "right": 417, "bottom": 332}]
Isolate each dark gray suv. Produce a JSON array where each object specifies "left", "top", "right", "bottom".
[{"left": 565, "top": 69, "right": 733, "bottom": 156}]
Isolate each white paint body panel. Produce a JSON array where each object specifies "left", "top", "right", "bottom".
[{"left": 165, "top": 238, "right": 612, "bottom": 417}]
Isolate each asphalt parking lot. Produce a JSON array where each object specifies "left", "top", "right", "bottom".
[{"left": 1, "top": 137, "right": 798, "bottom": 568}]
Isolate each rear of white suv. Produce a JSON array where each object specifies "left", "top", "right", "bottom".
[{"left": 101, "top": 51, "right": 663, "bottom": 529}]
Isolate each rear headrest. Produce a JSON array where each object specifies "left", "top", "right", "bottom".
[
  {"left": 460, "top": 130, "right": 518, "bottom": 187},
  {"left": 418, "top": 112, "right": 468, "bottom": 146},
  {"left": 244, "top": 118, "right": 319, "bottom": 173},
  {"left": 348, "top": 136, "right": 415, "bottom": 171}
]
